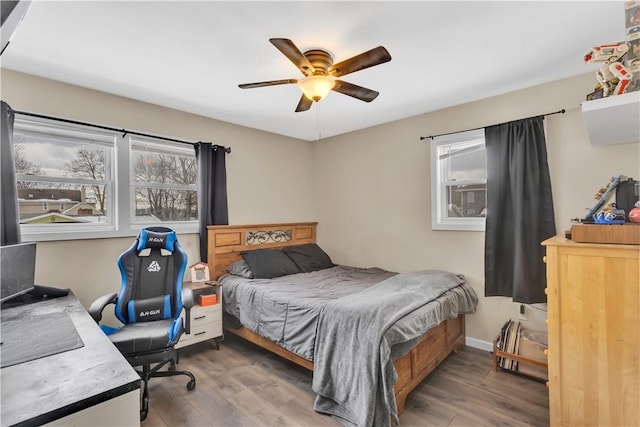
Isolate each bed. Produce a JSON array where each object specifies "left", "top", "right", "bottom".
[{"left": 207, "top": 222, "right": 478, "bottom": 426}]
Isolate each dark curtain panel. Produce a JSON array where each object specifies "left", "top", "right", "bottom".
[
  {"left": 484, "top": 116, "right": 556, "bottom": 303},
  {"left": 194, "top": 142, "right": 228, "bottom": 263},
  {"left": 1, "top": 101, "right": 21, "bottom": 245}
]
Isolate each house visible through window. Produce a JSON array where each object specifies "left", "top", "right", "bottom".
[
  {"left": 430, "top": 128, "right": 487, "bottom": 231},
  {"left": 12, "top": 116, "right": 198, "bottom": 241}
]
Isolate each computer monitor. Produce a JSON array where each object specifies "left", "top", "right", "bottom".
[{"left": 1, "top": 242, "right": 36, "bottom": 303}]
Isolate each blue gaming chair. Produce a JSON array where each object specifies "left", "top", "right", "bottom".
[{"left": 89, "top": 226, "right": 196, "bottom": 420}]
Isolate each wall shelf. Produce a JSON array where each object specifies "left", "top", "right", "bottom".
[{"left": 581, "top": 91, "right": 640, "bottom": 146}]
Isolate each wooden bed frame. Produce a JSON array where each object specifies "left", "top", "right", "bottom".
[{"left": 207, "top": 222, "right": 465, "bottom": 413}]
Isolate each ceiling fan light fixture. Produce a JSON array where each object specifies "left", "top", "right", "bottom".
[
  {"left": 239, "top": 39, "right": 391, "bottom": 112},
  {"left": 298, "top": 75, "right": 335, "bottom": 102}
]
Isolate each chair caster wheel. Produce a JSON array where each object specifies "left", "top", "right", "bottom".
[{"left": 187, "top": 379, "right": 196, "bottom": 391}]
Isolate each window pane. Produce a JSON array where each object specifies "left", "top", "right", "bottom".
[
  {"left": 445, "top": 143, "right": 486, "bottom": 182},
  {"left": 438, "top": 139, "right": 487, "bottom": 219},
  {"left": 130, "top": 137, "right": 198, "bottom": 224},
  {"left": 14, "top": 131, "right": 111, "bottom": 181},
  {"left": 17, "top": 181, "right": 109, "bottom": 224},
  {"left": 132, "top": 151, "right": 197, "bottom": 186},
  {"left": 445, "top": 184, "right": 487, "bottom": 218},
  {"left": 134, "top": 188, "right": 197, "bottom": 222}
]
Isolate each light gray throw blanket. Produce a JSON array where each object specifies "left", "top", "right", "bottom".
[{"left": 312, "top": 270, "right": 478, "bottom": 427}]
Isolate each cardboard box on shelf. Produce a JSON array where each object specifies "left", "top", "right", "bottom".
[{"left": 199, "top": 294, "right": 217, "bottom": 306}]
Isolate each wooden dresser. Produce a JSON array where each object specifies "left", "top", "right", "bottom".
[{"left": 542, "top": 236, "right": 639, "bottom": 426}]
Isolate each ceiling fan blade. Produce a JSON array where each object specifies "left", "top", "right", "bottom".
[
  {"left": 295, "top": 95, "right": 313, "bottom": 112},
  {"left": 329, "top": 46, "right": 391, "bottom": 77},
  {"left": 239, "top": 79, "right": 298, "bottom": 89},
  {"left": 332, "top": 80, "right": 379, "bottom": 102},
  {"left": 269, "top": 38, "right": 315, "bottom": 76}
]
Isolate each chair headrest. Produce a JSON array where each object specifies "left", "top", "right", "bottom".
[{"left": 136, "top": 227, "right": 177, "bottom": 252}]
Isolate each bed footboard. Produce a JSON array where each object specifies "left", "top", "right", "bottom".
[{"left": 393, "top": 315, "right": 465, "bottom": 413}]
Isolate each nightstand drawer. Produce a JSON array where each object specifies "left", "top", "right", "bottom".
[
  {"left": 191, "top": 305, "right": 221, "bottom": 325},
  {"left": 178, "top": 321, "right": 222, "bottom": 346}
]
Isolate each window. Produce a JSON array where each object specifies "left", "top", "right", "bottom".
[
  {"left": 431, "top": 129, "right": 487, "bottom": 231},
  {"left": 13, "top": 116, "right": 198, "bottom": 241},
  {"left": 13, "top": 117, "right": 116, "bottom": 236},
  {"left": 130, "top": 137, "right": 197, "bottom": 224}
]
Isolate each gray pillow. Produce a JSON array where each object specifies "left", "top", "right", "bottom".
[
  {"left": 227, "top": 259, "right": 254, "bottom": 279},
  {"left": 240, "top": 249, "right": 300, "bottom": 279},
  {"left": 283, "top": 243, "right": 335, "bottom": 273}
]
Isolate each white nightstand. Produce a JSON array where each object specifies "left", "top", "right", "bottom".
[{"left": 177, "top": 281, "right": 223, "bottom": 349}]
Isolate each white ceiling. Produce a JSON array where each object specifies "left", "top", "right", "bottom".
[{"left": 0, "top": 1, "right": 626, "bottom": 141}]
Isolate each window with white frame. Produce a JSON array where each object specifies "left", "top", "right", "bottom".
[
  {"left": 13, "top": 116, "right": 116, "bottom": 235},
  {"left": 130, "top": 137, "right": 198, "bottom": 224},
  {"left": 431, "top": 128, "right": 487, "bottom": 231},
  {"left": 13, "top": 116, "right": 198, "bottom": 241}
]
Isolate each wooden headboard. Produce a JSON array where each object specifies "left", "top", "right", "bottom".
[{"left": 207, "top": 222, "right": 318, "bottom": 280}]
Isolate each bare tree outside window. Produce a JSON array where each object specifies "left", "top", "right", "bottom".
[
  {"left": 13, "top": 143, "right": 42, "bottom": 188},
  {"left": 65, "top": 149, "right": 106, "bottom": 213},
  {"left": 133, "top": 150, "right": 197, "bottom": 221}
]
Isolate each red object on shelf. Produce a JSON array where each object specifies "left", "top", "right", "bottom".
[{"left": 199, "top": 294, "right": 217, "bottom": 306}]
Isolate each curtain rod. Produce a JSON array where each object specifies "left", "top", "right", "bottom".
[
  {"left": 419, "top": 108, "right": 566, "bottom": 141},
  {"left": 8, "top": 108, "right": 231, "bottom": 153}
]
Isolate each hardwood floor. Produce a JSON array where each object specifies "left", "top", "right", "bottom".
[{"left": 143, "top": 334, "right": 549, "bottom": 427}]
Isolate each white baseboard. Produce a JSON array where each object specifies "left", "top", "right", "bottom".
[{"left": 465, "top": 336, "right": 493, "bottom": 352}]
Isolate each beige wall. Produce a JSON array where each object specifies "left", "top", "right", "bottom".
[
  {"left": 1, "top": 70, "right": 314, "bottom": 322},
  {"left": 312, "top": 72, "right": 640, "bottom": 344},
  {"left": 2, "top": 69, "right": 639, "bottom": 344}
]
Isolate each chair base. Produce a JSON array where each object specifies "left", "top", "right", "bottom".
[{"left": 128, "top": 349, "right": 196, "bottom": 421}]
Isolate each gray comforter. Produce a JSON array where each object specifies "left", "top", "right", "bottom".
[
  {"left": 220, "top": 266, "right": 478, "bottom": 427},
  {"left": 222, "top": 265, "right": 396, "bottom": 360},
  {"left": 312, "top": 270, "right": 478, "bottom": 427}
]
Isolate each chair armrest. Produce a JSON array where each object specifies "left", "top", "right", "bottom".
[
  {"left": 88, "top": 293, "right": 118, "bottom": 323},
  {"left": 182, "top": 287, "right": 194, "bottom": 309},
  {"left": 181, "top": 287, "right": 194, "bottom": 334}
]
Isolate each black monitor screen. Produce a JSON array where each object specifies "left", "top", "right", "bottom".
[{"left": 1, "top": 242, "right": 36, "bottom": 303}]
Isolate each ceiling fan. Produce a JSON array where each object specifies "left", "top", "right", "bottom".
[{"left": 238, "top": 38, "right": 392, "bottom": 112}]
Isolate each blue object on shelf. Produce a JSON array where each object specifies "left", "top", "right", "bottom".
[{"left": 594, "top": 209, "right": 626, "bottom": 224}]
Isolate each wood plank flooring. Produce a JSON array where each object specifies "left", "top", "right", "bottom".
[{"left": 142, "top": 334, "right": 549, "bottom": 426}]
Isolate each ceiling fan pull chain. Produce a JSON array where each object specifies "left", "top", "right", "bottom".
[{"left": 316, "top": 102, "right": 322, "bottom": 140}]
